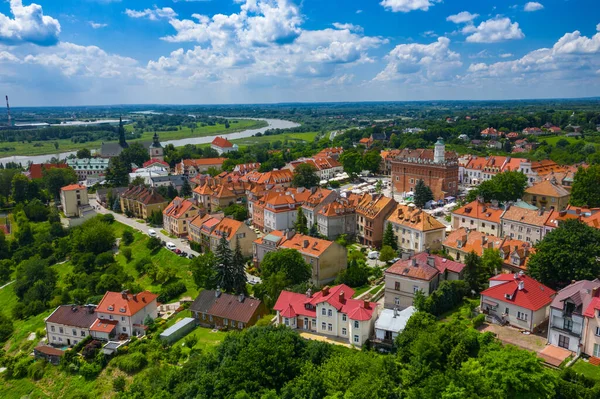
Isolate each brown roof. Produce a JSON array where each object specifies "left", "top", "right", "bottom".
[
  {"left": 318, "top": 194, "right": 358, "bottom": 217},
  {"left": 35, "top": 345, "right": 64, "bottom": 357},
  {"left": 190, "top": 290, "right": 264, "bottom": 323},
  {"left": 387, "top": 204, "right": 446, "bottom": 231},
  {"left": 211, "top": 217, "right": 244, "bottom": 240},
  {"left": 452, "top": 200, "right": 503, "bottom": 224},
  {"left": 121, "top": 185, "right": 167, "bottom": 205},
  {"left": 46, "top": 305, "right": 98, "bottom": 328},
  {"left": 525, "top": 180, "right": 570, "bottom": 198},
  {"left": 280, "top": 233, "right": 334, "bottom": 257},
  {"left": 386, "top": 256, "right": 440, "bottom": 281},
  {"left": 502, "top": 206, "right": 553, "bottom": 227},
  {"left": 163, "top": 197, "right": 197, "bottom": 219},
  {"left": 356, "top": 193, "right": 397, "bottom": 219}
]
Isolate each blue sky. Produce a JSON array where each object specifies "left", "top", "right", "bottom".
[{"left": 0, "top": 0, "right": 598, "bottom": 106}]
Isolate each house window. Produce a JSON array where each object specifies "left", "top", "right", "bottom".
[
  {"left": 73, "top": 340, "right": 78, "bottom": 345},
  {"left": 81, "top": 331, "right": 85, "bottom": 337},
  {"left": 59, "top": 338, "right": 62, "bottom": 342},
  {"left": 328, "top": 323, "right": 333, "bottom": 332},
  {"left": 322, "top": 308, "right": 326, "bottom": 316},
  {"left": 354, "top": 321, "right": 359, "bottom": 329},
  {"left": 122, "top": 327, "right": 126, "bottom": 332},
  {"left": 231, "top": 321, "right": 236, "bottom": 328},
  {"left": 59, "top": 327, "right": 63, "bottom": 334},
  {"left": 595, "top": 326, "right": 600, "bottom": 337},
  {"left": 72, "top": 329, "right": 77, "bottom": 336},
  {"left": 595, "top": 344, "right": 600, "bottom": 358},
  {"left": 109, "top": 315, "right": 113, "bottom": 320},
  {"left": 121, "top": 317, "right": 125, "bottom": 321},
  {"left": 517, "top": 311, "right": 528, "bottom": 321},
  {"left": 353, "top": 335, "right": 359, "bottom": 343},
  {"left": 327, "top": 309, "right": 332, "bottom": 317},
  {"left": 321, "top": 322, "right": 326, "bottom": 330},
  {"left": 395, "top": 297, "right": 400, "bottom": 306},
  {"left": 284, "top": 318, "right": 289, "bottom": 326},
  {"left": 505, "top": 308, "right": 509, "bottom": 315},
  {"left": 51, "top": 326, "right": 55, "bottom": 332},
  {"left": 209, "top": 315, "right": 213, "bottom": 322},
  {"left": 224, "top": 319, "right": 228, "bottom": 326},
  {"left": 564, "top": 318, "right": 573, "bottom": 331},
  {"left": 558, "top": 335, "right": 570, "bottom": 349},
  {"left": 202, "top": 313, "right": 206, "bottom": 320},
  {"left": 342, "top": 314, "right": 347, "bottom": 322},
  {"left": 52, "top": 336, "right": 56, "bottom": 341},
  {"left": 342, "top": 328, "right": 347, "bottom": 336},
  {"left": 413, "top": 285, "right": 419, "bottom": 294}
]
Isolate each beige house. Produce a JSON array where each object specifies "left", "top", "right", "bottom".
[
  {"left": 120, "top": 185, "right": 168, "bottom": 219},
  {"left": 208, "top": 217, "right": 257, "bottom": 257},
  {"left": 46, "top": 305, "right": 97, "bottom": 347},
  {"left": 501, "top": 205, "right": 552, "bottom": 244},
  {"left": 583, "top": 290, "right": 600, "bottom": 358},
  {"left": 451, "top": 199, "right": 503, "bottom": 236},
  {"left": 523, "top": 179, "right": 571, "bottom": 210},
  {"left": 384, "top": 253, "right": 465, "bottom": 310},
  {"left": 386, "top": 204, "right": 446, "bottom": 253},
  {"left": 356, "top": 193, "right": 397, "bottom": 248},
  {"left": 163, "top": 197, "right": 201, "bottom": 237},
  {"left": 60, "top": 184, "right": 89, "bottom": 217},
  {"left": 480, "top": 273, "right": 556, "bottom": 332}
]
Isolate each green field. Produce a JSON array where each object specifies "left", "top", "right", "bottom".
[
  {"left": 228, "top": 131, "right": 319, "bottom": 148},
  {"left": 539, "top": 135, "right": 584, "bottom": 146},
  {"left": 0, "top": 119, "right": 267, "bottom": 157},
  {"left": 571, "top": 359, "right": 600, "bottom": 381}
]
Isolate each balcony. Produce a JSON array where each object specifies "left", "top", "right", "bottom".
[{"left": 549, "top": 324, "right": 582, "bottom": 338}]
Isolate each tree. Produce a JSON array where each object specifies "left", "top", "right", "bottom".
[
  {"left": 481, "top": 248, "right": 503, "bottom": 277},
  {"left": 191, "top": 251, "right": 218, "bottom": 290},
  {"left": 224, "top": 204, "right": 248, "bottom": 221},
  {"left": 121, "top": 142, "right": 150, "bottom": 168},
  {"left": 308, "top": 222, "right": 319, "bottom": 238},
  {"left": 122, "top": 230, "right": 134, "bottom": 246},
  {"left": 148, "top": 210, "right": 163, "bottom": 226},
  {"left": 361, "top": 150, "right": 382, "bottom": 173},
  {"left": 14, "top": 256, "right": 57, "bottom": 310},
  {"left": 11, "top": 173, "right": 29, "bottom": 203},
  {"left": 0, "top": 312, "right": 14, "bottom": 344},
  {"left": 292, "top": 163, "right": 320, "bottom": 188},
  {"left": 180, "top": 178, "right": 192, "bottom": 197},
  {"left": 0, "top": 259, "right": 13, "bottom": 283},
  {"left": 105, "top": 156, "right": 131, "bottom": 187},
  {"left": 112, "top": 198, "right": 121, "bottom": 213},
  {"left": 294, "top": 207, "right": 308, "bottom": 234},
  {"left": 463, "top": 251, "right": 482, "bottom": 293},
  {"left": 122, "top": 247, "right": 132, "bottom": 262},
  {"left": 413, "top": 179, "right": 434, "bottom": 209},
  {"left": 335, "top": 258, "right": 369, "bottom": 287},
  {"left": 375, "top": 180, "right": 383, "bottom": 194},
  {"left": 528, "top": 219, "right": 600, "bottom": 289},
  {"left": 72, "top": 217, "right": 116, "bottom": 255},
  {"left": 570, "top": 165, "right": 600, "bottom": 207},
  {"left": 379, "top": 245, "right": 396, "bottom": 262},
  {"left": 130, "top": 176, "right": 147, "bottom": 186},
  {"left": 339, "top": 149, "right": 363, "bottom": 176},
  {"left": 167, "top": 184, "right": 178, "bottom": 200},
  {"left": 466, "top": 171, "right": 528, "bottom": 203},
  {"left": 215, "top": 233, "right": 235, "bottom": 292},
  {"left": 76, "top": 148, "right": 91, "bottom": 159},
  {"left": 42, "top": 168, "right": 78, "bottom": 200},
  {"left": 383, "top": 222, "right": 398, "bottom": 250},
  {"left": 261, "top": 249, "right": 311, "bottom": 286},
  {"left": 231, "top": 239, "right": 248, "bottom": 294}
]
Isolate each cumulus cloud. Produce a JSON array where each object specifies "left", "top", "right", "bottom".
[
  {"left": 332, "top": 22, "right": 363, "bottom": 33},
  {"left": 89, "top": 21, "right": 107, "bottom": 29},
  {"left": 465, "top": 17, "right": 524, "bottom": 43},
  {"left": 374, "top": 37, "right": 462, "bottom": 82},
  {"left": 447, "top": 11, "right": 479, "bottom": 24},
  {"left": 524, "top": 2, "right": 544, "bottom": 12},
  {"left": 0, "top": 0, "right": 61, "bottom": 46},
  {"left": 125, "top": 6, "right": 178, "bottom": 21},
  {"left": 499, "top": 53, "right": 513, "bottom": 58},
  {"left": 379, "top": 0, "right": 438, "bottom": 13}
]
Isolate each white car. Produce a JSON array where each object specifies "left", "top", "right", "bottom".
[
  {"left": 166, "top": 242, "right": 177, "bottom": 250},
  {"left": 148, "top": 229, "right": 157, "bottom": 237},
  {"left": 368, "top": 251, "right": 379, "bottom": 260}
]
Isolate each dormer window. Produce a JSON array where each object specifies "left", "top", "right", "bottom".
[
  {"left": 107, "top": 306, "right": 114, "bottom": 311},
  {"left": 119, "top": 307, "right": 126, "bottom": 313}
]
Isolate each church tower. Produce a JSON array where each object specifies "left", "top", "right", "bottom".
[
  {"left": 118, "top": 116, "right": 128, "bottom": 149},
  {"left": 434, "top": 137, "right": 445, "bottom": 163},
  {"left": 149, "top": 131, "right": 164, "bottom": 161}
]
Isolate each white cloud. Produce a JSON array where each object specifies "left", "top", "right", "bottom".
[
  {"left": 356, "top": 10, "right": 363, "bottom": 14},
  {"left": 379, "top": 0, "right": 438, "bottom": 13},
  {"left": 374, "top": 37, "right": 462, "bottom": 82},
  {"left": 466, "top": 17, "right": 524, "bottom": 43},
  {"left": 125, "top": 6, "right": 178, "bottom": 21},
  {"left": 499, "top": 53, "right": 513, "bottom": 58},
  {"left": 524, "top": 2, "right": 544, "bottom": 12},
  {"left": 0, "top": 50, "right": 20, "bottom": 63},
  {"left": 422, "top": 30, "right": 437, "bottom": 38},
  {"left": 332, "top": 22, "right": 363, "bottom": 33},
  {"left": 0, "top": 0, "right": 61, "bottom": 46},
  {"left": 446, "top": 11, "right": 479, "bottom": 24},
  {"left": 89, "top": 21, "right": 107, "bottom": 29}
]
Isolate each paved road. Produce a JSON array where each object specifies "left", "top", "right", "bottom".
[{"left": 90, "top": 197, "right": 261, "bottom": 284}]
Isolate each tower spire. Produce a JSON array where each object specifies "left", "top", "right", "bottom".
[{"left": 118, "top": 115, "right": 128, "bottom": 148}]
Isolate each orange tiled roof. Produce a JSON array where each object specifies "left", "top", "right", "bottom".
[
  {"left": 61, "top": 184, "right": 86, "bottom": 191},
  {"left": 211, "top": 136, "right": 233, "bottom": 148},
  {"left": 211, "top": 217, "right": 243, "bottom": 239},
  {"left": 163, "top": 197, "right": 197, "bottom": 219},
  {"left": 387, "top": 204, "right": 446, "bottom": 231},
  {"left": 502, "top": 206, "right": 553, "bottom": 227},
  {"left": 280, "top": 233, "right": 333, "bottom": 257},
  {"left": 318, "top": 194, "right": 359, "bottom": 217},
  {"left": 96, "top": 290, "right": 158, "bottom": 317},
  {"left": 303, "top": 188, "right": 334, "bottom": 209},
  {"left": 356, "top": 193, "right": 396, "bottom": 219},
  {"left": 525, "top": 180, "right": 570, "bottom": 198},
  {"left": 452, "top": 200, "right": 503, "bottom": 224}
]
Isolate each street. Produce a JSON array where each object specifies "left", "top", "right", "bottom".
[{"left": 90, "top": 197, "right": 261, "bottom": 284}]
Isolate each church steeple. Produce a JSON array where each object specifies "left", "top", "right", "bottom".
[
  {"left": 151, "top": 131, "right": 162, "bottom": 148},
  {"left": 149, "top": 131, "right": 164, "bottom": 161},
  {"left": 118, "top": 116, "right": 128, "bottom": 148}
]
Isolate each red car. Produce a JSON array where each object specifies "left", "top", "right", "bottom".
[{"left": 174, "top": 249, "right": 181, "bottom": 255}]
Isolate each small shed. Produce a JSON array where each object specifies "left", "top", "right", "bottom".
[
  {"left": 34, "top": 345, "right": 64, "bottom": 365},
  {"left": 375, "top": 306, "right": 417, "bottom": 343},
  {"left": 160, "top": 317, "right": 196, "bottom": 344}
]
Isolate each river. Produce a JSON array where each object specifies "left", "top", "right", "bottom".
[{"left": 0, "top": 117, "right": 300, "bottom": 165}]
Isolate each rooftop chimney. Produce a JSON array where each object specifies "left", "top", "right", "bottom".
[
  {"left": 518, "top": 281, "right": 525, "bottom": 291},
  {"left": 339, "top": 291, "right": 345, "bottom": 303},
  {"left": 239, "top": 293, "right": 245, "bottom": 303},
  {"left": 322, "top": 286, "right": 330, "bottom": 296},
  {"left": 303, "top": 239, "right": 309, "bottom": 248},
  {"left": 121, "top": 290, "right": 129, "bottom": 300},
  {"left": 306, "top": 288, "right": 312, "bottom": 298},
  {"left": 393, "top": 307, "right": 398, "bottom": 318},
  {"left": 427, "top": 256, "right": 435, "bottom": 267},
  {"left": 215, "top": 287, "right": 222, "bottom": 298},
  {"left": 411, "top": 258, "right": 417, "bottom": 267},
  {"left": 133, "top": 294, "right": 138, "bottom": 302},
  {"left": 363, "top": 300, "right": 369, "bottom": 309}
]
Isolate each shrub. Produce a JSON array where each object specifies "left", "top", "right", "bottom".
[
  {"left": 115, "top": 352, "right": 148, "bottom": 373},
  {"left": 157, "top": 281, "right": 187, "bottom": 303},
  {"left": 122, "top": 230, "right": 134, "bottom": 246},
  {"left": 79, "top": 361, "right": 102, "bottom": 379},
  {"left": 28, "top": 360, "right": 47, "bottom": 381},
  {"left": 122, "top": 247, "right": 132, "bottom": 262},
  {"left": 12, "top": 356, "right": 34, "bottom": 379},
  {"left": 472, "top": 314, "right": 486, "bottom": 328},
  {"left": 146, "top": 236, "right": 162, "bottom": 251},
  {"left": 184, "top": 335, "right": 198, "bottom": 348},
  {"left": 134, "top": 257, "right": 152, "bottom": 274},
  {"left": 102, "top": 214, "right": 115, "bottom": 224},
  {"left": 113, "top": 375, "right": 127, "bottom": 392},
  {"left": 82, "top": 340, "right": 103, "bottom": 360}
]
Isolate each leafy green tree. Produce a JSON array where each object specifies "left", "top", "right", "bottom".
[
  {"left": 0, "top": 259, "right": 13, "bottom": 283},
  {"left": 463, "top": 251, "right": 482, "bottom": 293},
  {"left": 294, "top": 207, "right": 308, "bottom": 234},
  {"left": 72, "top": 217, "right": 116, "bottom": 255},
  {"left": 339, "top": 149, "right": 363, "bottom": 176},
  {"left": 180, "top": 178, "right": 192, "bottom": 197},
  {"left": 570, "top": 165, "right": 600, "bottom": 207},
  {"left": 130, "top": 176, "right": 147, "bottom": 187},
  {"left": 146, "top": 236, "right": 161, "bottom": 251},
  {"left": 414, "top": 179, "right": 434, "bottom": 208},
  {"left": 147, "top": 210, "right": 163, "bottom": 226},
  {"left": 42, "top": 167, "right": 77, "bottom": 200},
  {"left": 121, "top": 143, "right": 150, "bottom": 170},
  {"left": 76, "top": 148, "right": 91, "bottom": 159},
  {"left": 481, "top": 248, "right": 503, "bottom": 277},
  {"left": 292, "top": 163, "right": 320, "bottom": 188},
  {"left": 383, "top": 222, "right": 398, "bottom": 250},
  {"left": 379, "top": 245, "right": 396, "bottom": 262},
  {"left": 14, "top": 256, "right": 57, "bottom": 311},
  {"left": 466, "top": 171, "right": 528, "bottom": 203},
  {"left": 528, "top": 219, "right": 600, "bottom": 289},
  {"left": 11, "top": 173, "right": 29, "bottom": 203},
  {"left": 308, "top": 222, "right": 319, "bottom": 238},
  {"left": 224, "top": 204, "right": 248, "bottom": 221},
  {"left": 122, "top": 230, "right": 134, "bottom": 246},
  {"left": 261, "top": 248, "right": 311, "bottom": 286},
  {"left": 105, "top": 156, "right": 131, "bottom": 187},
  {"left": 0, "top": 312, "right": 14, "bottom": 344},
  {"left": 215, "top": 233, "right": 236, "bottom": 292},
  {"left": 231, "top": 239, "right": 248, "bottom": 294},
  {"left": 335, "top": 258, "right": 369, "bottom": 287},
  {"left": 167, "top": 184, "right": 178, "bottom": 200},
  {"left": 122, "top": 247, "right": 132, "bottom": 262},
  {"left": 361, "top": 150, "right": 382, "bottom": 173}
]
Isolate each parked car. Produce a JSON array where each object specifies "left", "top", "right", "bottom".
[
  {"left": 188, "top": 254, "right": 196, "bottom": 259},
  {"left": 161, "top": 240, "right": 166, "bottom": 246},
  {"left": 389, "top": 257, "right": 401, "bottom": 264},
  {"left": 174, "top": 248, "right": 182, "bottom": 255},
  {"left": 368, "top": 251, "right": 380, "bottom": 260},
  {"left": 148, "top": 229, "right": 157, "bottom": 237},
  {"left": 166, "top": 242, "right": 177, "bottom": 250},
  {"left": 179, "top": 251, "right": 187, "bottom": 257}
]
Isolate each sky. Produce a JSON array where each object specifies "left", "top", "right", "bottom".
[{"left": 0, "top": 0, "right": 599, "bottom": 106}]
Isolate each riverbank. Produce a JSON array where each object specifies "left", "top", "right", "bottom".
[{"left": 0, "top": 119, "right": 266, "bottom": 159}]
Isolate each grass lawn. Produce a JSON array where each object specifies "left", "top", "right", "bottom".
[
  {"left": 231, "top": 131, "right": 319, "bottom": 148},
  {"left": 439, "top": 298, "right": 480, "bottom": 325},
  {"left": 0, "top": 119, "right": 267, "bottom": 157},
  {"left": 539, "top": 135, "right": 582, "bottom": 146},
  {"left": 571, "top": 358, "right": 600, "bottom": 381},
  {"left": 351, "top": 285, "right": 372, "bottom": 298}
]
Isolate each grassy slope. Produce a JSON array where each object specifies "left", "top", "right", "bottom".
[
  {"left": 0, "top": 119, "right": 267, "bottom": 157},
  {"left": 571, "top": 359, "right": 600, "bottom": 381},
  {"left": 231, "top": 131, "right": 319, "bottom": 147}
]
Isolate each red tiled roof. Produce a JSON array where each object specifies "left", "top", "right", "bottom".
[
  {"left": 96, "top": 290, "right": 158, "bottom": 317},
  {"left": 212, "top": 136, "right": 234, "bottom": 148},
  {"left": 481, "top": 274, "right": 556, "bottom": 311},
  {"left": 143, "top": 159, "right": 169, "bottom": 168},
  {"left": 280, "top": 234, "right": 333, "bottom": 257},
  {"left": 90, "top": 318, "right": 119, "bottom": 333},
  {"left": 584, "top": 297, "right": 600, "bottom": 318},
  {"left": 163, "top": 197, "right": 197, "bottom": 219},
  {"left": 35, "top": 345, "right": 64, "bottom": 357},
  {"left": 61, "top": 184, "right": 86, "bottom": 192},
  {"left": 452, "top": 200, "right": 503, "bottom": 224}
]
